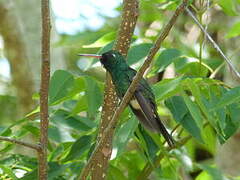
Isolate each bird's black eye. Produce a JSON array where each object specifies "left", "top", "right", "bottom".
[{"left": 106, "top": 53, "right": 115, "bottom": 60}]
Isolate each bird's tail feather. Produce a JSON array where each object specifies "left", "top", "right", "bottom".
[{"left": 155, "top": 117, "right": 175, "bottom": 147}]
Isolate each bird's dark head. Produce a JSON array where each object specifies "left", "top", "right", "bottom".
[
  {"left": 79, "top": 50, "right": 127, "bottom": 72},
  {"left": 100, "top": 50, "right": 125, "bottom": 70}
]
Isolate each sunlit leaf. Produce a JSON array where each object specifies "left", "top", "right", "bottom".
[
  {"left": 218, "top": 0, "right": 238, "bottom": 16},
  {"left": 197, "top": 164, "right": 225, "bottom": 180},
  {"left": 153, "top": 76, "right": 183, "bottom": 101},
  {"left": 177, "top": 61, "right": 211, "bottom": 77},
  {"left": 83, "top": 32, "right": 116, "bottom": 48},
  {"left": 226, "top": 21, "right": 240, "bottom": 38}
]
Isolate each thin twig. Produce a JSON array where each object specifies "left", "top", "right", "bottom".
[
  {"left": 39, "top": 0, "right": 51, "bottom": 179},
  {"left": 0, "top": 136, "right": 41, "bottom": 151},
  {"left": 88, "top": 0, "right": 139, "bottom": 179},
  {"left": 186, "top": 7, "right": 240, "bottom": 79},
  {"left": 79, "top": 0, "right": 188, "bottom": 179}
]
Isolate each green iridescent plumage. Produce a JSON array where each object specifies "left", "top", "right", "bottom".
[{"left": 100, "top": 50, "right": 174, "bottom": 147}]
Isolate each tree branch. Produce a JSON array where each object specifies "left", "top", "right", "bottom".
[
  {"left": 0, "top": 136, "right": 41, "bottom": 151},
  {"left": 79, "top": 0, "right": 188, "bottom": 179},
  {"left": 39, "top": 0, "right": 51, "bottom": 179},
  {"left": 80, "top": 0, "right": 139, "bottom": 179},
  {"left": 186, "top": 7, "right": 240, "bottom": 79}
]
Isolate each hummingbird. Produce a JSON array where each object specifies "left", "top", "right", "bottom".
[{"left": 79, "top": 50, "right": 175, "bottom": 147}]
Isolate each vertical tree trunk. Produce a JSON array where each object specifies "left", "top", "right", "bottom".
[{"left": 0, "top": 2, "right": 35, "bottom": 115}]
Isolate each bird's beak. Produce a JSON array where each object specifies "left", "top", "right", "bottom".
[{"left": 78, "top": 54, "right": 102, "bottom": 59}]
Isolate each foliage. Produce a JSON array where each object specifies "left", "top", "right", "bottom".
[{"left": 0, "top": 0, "right": 240, "bottom": 179}]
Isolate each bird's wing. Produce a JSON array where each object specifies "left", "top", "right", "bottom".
[
  {"left": 133, "top": 90, "right": 175, "bottom": 147},
  {"left": 126, "top": 68, "right": 174, "bottom": 146}
]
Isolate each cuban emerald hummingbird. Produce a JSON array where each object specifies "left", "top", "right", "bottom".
[{"left": 79, "top": 50, "right": 175, "bottom": 147}]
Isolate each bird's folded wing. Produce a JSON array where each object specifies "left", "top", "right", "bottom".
[{"left": 134, "top": 90, "right": 175, "bottom": 147}]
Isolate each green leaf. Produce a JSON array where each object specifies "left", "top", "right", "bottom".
[
  {"left": 23, "top": 125, "right": 39, "bottom": 137},
  {"left": 68, "top": 77, "right": 85, "bottom": 96},
  {"left": 48, "top": 144, "right": 64, "bottom": 161},
  {"left": 196, "top": 171, "right": 212, "bottom": 180},
  {"left": 211, "top": 86, "right": 240, "bottom": 110},
  {"left": 97, "top": 41, "right": 114, "bottom": 54},
  {"left": 83, "top": 32, "right": 116, "bottom": 48},
  {"left": 48, "top": 125, "right": 75, "bottom": 143},
  {"left": 153, "top": 76, "right": 183, "bottom": 101},
  {"left": 51, "top": 109, "right": 96, "bottom": 131},
  {"left": 218, "top": 0, "right": 238, "bottom": 16},
  {"left": 138, "top": 127, "right": 159, "bottom": 162},
  {"left": 177, "top": 61, "right": 211, "bottom": 77},
  {"left": 48, "top": 162, "right": 68, "bottom": 180},
  {"left": 64, "top": 135, "right": 92, "bottom": 162},
  {"left": 107, "top": 165, "right": 128, "bottom": 180},
  {"left": 153, "top": 48, "right": 181, "bottom": 73},
  {"left": 127, "top": 43, "right": 152, "bottom": 65},
  {"left": 197, "top": 164, "right": 225, "bottom": 180},
  {"left": 228, "top": 102, "right": 240, "bottom": 126},
  {"left": 184, "top": 78, "right": 216, "bottom": 127},
  {"left": 182, "top": 92, "right": 203, "bottom": 129},
  {"left": 0, "top": 154, "right": 37, "bottom": 170},
  {"left": 217, "top": 102, "right": 240, "bottom": 143},
  {"left": 84, "top": 76, "right": 103, "bottom": 118},
  {"left": 0, "top": 126, "right": 12, "bottom": 136},
  {"left": 70, "top": 95, "right": 88, "bottom": 115},
  {"left": 165, "top": 96, "right": 203, "bottom": 142},
  {"left": 49, "top": 70, "right": 74, "bottom": 105},
  {"left": 226, "top": 21, "right": 240, "bottom": 38},
  {"left": 113, "top": 117, "right": 138, "bottom": 156},
  {"left": 20, "top": 162, "right": 68, "bottom": 180}
]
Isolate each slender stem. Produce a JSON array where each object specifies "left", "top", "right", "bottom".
[
  {"left": 0, "top": 136, "right": 41, "bottom": 151},
  {"left": 79, "top": 0, "right": 188, "bottom": 179},
  {"left": 198, "top": 12, "right": 203, "bottom": 76},
  {"left": 186, "top": 7, "right": 240, "bottom": 79},
  {"left": 209, "top": 62, "right": 224, "bottom": 79},
  {"left": 39, "top": 0, "right": 51, "bottom": 179}
]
